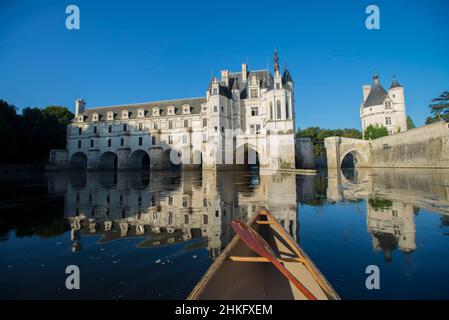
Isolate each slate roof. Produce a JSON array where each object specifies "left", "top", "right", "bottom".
[
  {"left": 209, "top": 70, "right": 273, "bottom": 99},
  {"left": 389, "top": 77, "right": 402, "bottom": 89},
  {"left": 363, "top": 75, "right": 388, "bottom": 108},
  {"left": 80, "top": 97, "right": 206, "bottom": 122},
  {"left": 282, "top": 67, "right": 293, "bottom": 84}
]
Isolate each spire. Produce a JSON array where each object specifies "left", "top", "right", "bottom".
[
  {"left": 273, "top": 48, "right": 279, "bottom": 73},
  {"left": 372, "top": 73, "right": 380, "bottom": 86},
  {"left": 389, "top": 74, "right": 402, "bottom": 89},
  {"left": 282, "top": 63, "right": 293, "bottom": 84}
]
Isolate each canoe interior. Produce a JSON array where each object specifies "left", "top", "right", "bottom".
[{"left": 189, "top": 212, "right": 337, "bottom": 300}]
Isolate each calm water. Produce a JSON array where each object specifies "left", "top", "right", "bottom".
[{"left": 1, "top": 168, "right": 449, "bottom": 299}]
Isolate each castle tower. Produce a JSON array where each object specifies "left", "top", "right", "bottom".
[{"left": 360, "top": 74, "right": 408, "bottom": 136}]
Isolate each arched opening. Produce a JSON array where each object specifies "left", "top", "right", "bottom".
[
  {"left": 191, "top": 149, "right": 203, "bottom": 170},
  {"left": 69, "top": 152, "right": 87, "bottom": 171},
  {"left": 161, "top": 148, "right": 182, "bottom": 170},
  {"left": 236, "top": 144, "right": 260, "bottom": 172},
  {"left": 99, "top": 151, "right": 118, "bottom": 171},
  {"left": 341, "top": 152, "right": 357, "bottom": 168},
  {"left": 129, "top": 150, "right": 150, "bottom": 171}
]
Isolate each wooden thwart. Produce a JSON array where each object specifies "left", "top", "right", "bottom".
[{"left": 228, "top": 256, "right": 305, "bottom": 263}]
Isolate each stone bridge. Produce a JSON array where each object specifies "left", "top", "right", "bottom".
[{"left": 325, "top": 121, "right": 449, "bottom": 169}]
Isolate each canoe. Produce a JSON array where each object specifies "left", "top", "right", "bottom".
[{"left": 188, "top": 207, "right": 340, "bottom": 300}]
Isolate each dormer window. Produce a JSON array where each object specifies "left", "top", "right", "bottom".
[
  {"left": 250, "top": 89, "right": 259, "bottom": 99},
  {"left": 201, "top": 104, "right": 207, "bottom": 113},
  {"left": 212, "top": 88, "right": 218, "bottom": 95},
  {"left": 385, "top": 101, "right": 392, "bottom": 109},
  {"left": 152, "top": 107, "right": 160, "bottom": 117},
  {"left": 91, "top": 113, "right": 99, "bottom": 122},
  {"left": 138, "top": 108, "right": 146, "bottom": 118},
  {"left": 167, "top": 106, "right": 175, "bottom": 115},
  {"left": 106, "top": 111, "right": 114, "bottom": 121},
  {"left": 182, "top": 105, "right": 190, "bottom": 114},
  {"left": 122, "top": 110, "right": 129, "bottom": 119},
  {"left": 77, "top": 114, "right": 84, "bottom": 122}
]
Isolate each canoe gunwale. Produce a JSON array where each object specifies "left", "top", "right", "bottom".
[{"left": 187, "top": 207, "right": 340, "bottom": 300}]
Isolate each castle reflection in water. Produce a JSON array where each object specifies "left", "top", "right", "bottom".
[
  {"left": 47, "top": 167, "right": 449, "bottom": 263},
  {"left": 48, "top": 170, "right": 298, "bottom": 258}
]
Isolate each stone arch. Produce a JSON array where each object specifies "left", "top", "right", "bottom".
[
  {"left": 340, "top": 149, "right": 368, "bottom": 169},
  {"left": 99, "top": 151, "right": 118, "bottom": 171},
  {"left": 69, "top": 152, "right": 87, "bottom": 170},
  {"left": 236, "top": 143, "right": 260, "bottom": 170},
  {"left": 129, "top": 149, "right": 150, "bottom": 171},
  {"left": 161, "top": 148, "right": 182, "bottom": 170}
]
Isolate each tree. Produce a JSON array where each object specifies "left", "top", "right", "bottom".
[
  {"left": 363, "top": 124, "right": 388, "bottom": 140},
  {"left": 296, "top": 127, "right": 362, "bottom": 158},
  {"left": 0, "top": 99, "right": 73, "bottom": 165},
  {"left": 406, "top": 116, "right": 415, "bottom": 129},
  {"left": 426, "top": 91, "right": 449, "bottom": 124}
]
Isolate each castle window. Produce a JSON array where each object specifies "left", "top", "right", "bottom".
[
  {"left": 138, "top": 109, "right": 146, "bottom": 118},
  {"left": 154, "top": 123, "right": 158, "bottom": 130},
  {"left": 123, "top": 124, "right": 127, "bottom": 132},
  {"left": 90, "top": 139, "right": 94, "bottom": 148},
  {"left": 221, "top": 126, "right": 224, "bottom": 133},
  {"left": 202, "top": 133, "right": 207, "bottom": 143},
  {"left": 270, "top": 102, "right": 273, "bottom": 119},
  {"left": 92, "top": 113, "right": 99, "bottom": 122},
  {"left": 138, "top": 123, "right": 143, "bottom": 131},
  {"left": 139, "top": 137, "right": 143, "bottom": 146},
  {"left": 250, "top": 125, "right": 255, "bottom": 134},
  {"left": 276, "top": 83, "right": 280, "bottom": 90},
  {"left": 78, "top": 140, "right": 82, "bottom": 149},
  {"left": 182, "top": 134, "right": 187, "bottom": 144},
  {"left": 107, "top": 112, "right": 114, "bottom": 121},
  {"left": 152, "top": 136, "right": 156, "bottom": 145},
  {"left": 386, "top": 117, "right": 392, "bottom": 125},
  {"left": 214, "top": 106, "right": 218, "bottom": 113},
  {"left": 93, "top": 126, "right": 97, "bottom": 134},
  {"left": 169, "top": 121, "right": 173, "bottom": 129},
  {"left": 250, "top": 89, "right": 259, "bottom": 99},
  {"left": 203, "top": 118, "right": 207, "bottom": 127},
  {"left": 285, "top": 99, "right": 290, "bottom": 119},
  {"left": 121, "top": 138, "right": 124, "bottom": 146},
  {"left": 256, "top": 124, "right": 261, "bottom": 134},
  {"left": 183, "top": 105, "right": 190, "bottom": 114},
  {"left": 184, "top": 119, "right": 189, "bottom": 128},
  {"left": 213, "top": 88, "right": 218, "bottom": 95},
  {"left": 78, "top": 127, "right": 82, "bottom": 135},
  {"left": 276, "top": 100, "right": 281, "bottom": 119},
  {"left": 168, "top": 135, "right": 173, "bottom": 145},
  {"left": 214, "top": 126, "right": 218, "bottom": 132},
  {"left": 385, "top": 101, "right": 392, "bottom": 109},
  {"left": 251, "top": 107, "right": 259, "bottom": 116},
  {"left": 108, "top": 125, "right": 112, "bottom": 133},
  {"left": 122, "top": 110, "right": 129, "bottom": 119},
  {"left": 78, "top": 115, "right": 84, "bottom": 122},
  {"left": 107, "top": 138, "right": 111, "bottom": 147},
  {"left": 221, "top": 106, "right": 224, "bottom": 113}
]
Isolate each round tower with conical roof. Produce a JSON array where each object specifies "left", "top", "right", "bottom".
[{"left": 360, "top": 74, "right": 408, "bottom": 137}]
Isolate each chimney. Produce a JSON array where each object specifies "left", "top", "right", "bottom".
[
  {"left": 241, "top": 63, "right": 248, "bottom": 83},
  {"left": 75, "top": 98, "right": 86, "bottom": 117},
  {"left": 221, "top": 70, "right": 229, "bottom": 87},
  {"left": 363, "top": 85, "right": 371, "bottom": 101}
]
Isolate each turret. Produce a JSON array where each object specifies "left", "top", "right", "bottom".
[
  {"left": 75, "top": 98, "right": 86, "bottom": 117},
  {"left": 363, "top": 85, "right": 371, "bottom": 102},
  {"left": 273, "top": 49, "right": 282, "bottom": 89}
]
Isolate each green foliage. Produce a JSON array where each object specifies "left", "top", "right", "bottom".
[
  {"left": 369, "top": 197, "right": 393, "bottom": 211},
  {"left": 296, "top": 127, "right": 362, "bottom": 158},
  {"left": 363, "top": 124, "right": 388, "bottom": 140},
  {"left": 406, "top": 116, "right": 415, "bottom": 129},
  {"left": 428, "top": 91, "right": 449, "bottom": 122},
  {"left": 0, "top": 99, "right": 73, "bottom": 165}
]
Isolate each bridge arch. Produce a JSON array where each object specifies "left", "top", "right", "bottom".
[
  {"left": 161, "top": 148, "right": 182, "bottom": 170},
  {"left": 99, "top": 151, "right": 118, "bottom": 171},
  {"left": 129, "top": 149, "right": 150, "bottom": 171},
  {"left": 341, "top": 150, "right": 366, "bottom": 168},
  {"left": 69, "top": 152, "right": 87, "bottom": 170},
  {"left": 236, "top": 143, "right": 260, "bottom": 170}
]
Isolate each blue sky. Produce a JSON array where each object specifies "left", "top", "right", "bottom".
[{"left": 1, "top": 0, "right": 448, "bottom": 129}]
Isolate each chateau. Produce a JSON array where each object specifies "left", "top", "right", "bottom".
[
  {"left": 50, "top": 51, "right": 296, "bottom": 171},
  {"left": 360, "top": 74, "right": 407, "bottom": 136}
]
